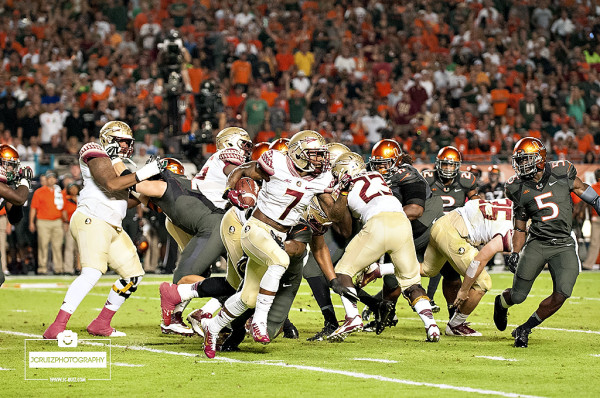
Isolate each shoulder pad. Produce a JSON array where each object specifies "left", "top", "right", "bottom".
[
  {"left": 393, "top": 165, "right": 420, "bottom": 184},
  {"left": 458, "top": 171, "right": 477, "bottom": 190},
  {"left": 257, "top": 149, "right": 276, "bottom": 176},
  {"left": 421, "top": 169, "right": 436, "bottom": 184},
  {"left": 549, "top": 160, "right": 577, "bottom": 180},
  {"left": 80, "top": 142, "right": 109, "bottom": 164},
  {"left": 218, "top": 148, "right": 245, "bottom": 166}
]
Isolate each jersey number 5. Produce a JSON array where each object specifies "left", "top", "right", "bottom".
[
  {"left": 279, "top": 188, "right": 304, "bottom": 220},
  {"left": 534, "top": 192, "right": 559, "bottom": 221}
]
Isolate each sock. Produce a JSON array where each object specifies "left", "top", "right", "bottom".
[
  {"left": 522, "top": 312, "right": 543, "bottom": 330},
  {"left": 195, "top": 277, "right": 236, "bottom": 298},
  {"left": 201, "top": 297, "right": 222, "bottom": 315},
  {"left": 340, "top": 287, "right": 359, "bottom": 318},
  {"left": 414, "top": 298, "right": 436, "bottom": 329},
  {"left": 379, "top": 263, "right": 395, "bottom": 276},
  {"left": 178, "top": 284, "right": 199, "bottom": 301},
  {"left": 174, "top": 299, "right": 190, "bottom": 314},
  {"left": 208, "top": 292, "right": 247, "bottom": 334},
  {"left": 306, "top": 276, "right": 337, "bottom": 325},
  {"left": 60, "top": 268, "right": 103, "bottom": 314},
  {"left": 448, "top": 311, "right": 468, "bottom": 327},
  {"left": 500, "top": 293, "right": 511, "bottom": 308},
  {"left": 105, "top": 289, "right": 126, "bottom": 312},
  {"left": 253, "top": 265, "right": 286, "bottom": 324},
  {"left": 427, "top": 273, "right": 441, "bottom": 300}
]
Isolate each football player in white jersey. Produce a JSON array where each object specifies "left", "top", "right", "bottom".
[
  {"left": 325, "top": 152, "right": 441, "bottom": 343},
  {"left": 421, "top": 198, "right": 513, "bottom": 336},
  {"left": 161, "top": 130, "right": 345, "bottom": 358},
  {"left": 43, "top": 121, "right": 164, "bottom": 339},
  {"left": 0, "top": 144, "right": 32, "bottom": 286}
]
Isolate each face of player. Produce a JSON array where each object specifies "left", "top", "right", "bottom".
[
  {"left": 371, "top": 159, "right": 393, "bottom": 175},
  {"left": 116, "top": 138, "right": 134, "bottom": 158},
  {"left": 308, "top": 150, "right": 329, "bottom": 174}
]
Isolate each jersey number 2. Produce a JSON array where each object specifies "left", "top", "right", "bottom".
[
  {"left": 534, "top": 192, "right": 559, "bottom": 221},
  {"left": 279, "top": 189, "right": 304, "bottom": 220}
]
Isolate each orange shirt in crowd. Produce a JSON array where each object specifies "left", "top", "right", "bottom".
[
  {"left": 31, "top": 186, "right": 62, "bottom": 220},
  {"left": 188, "top": 67, "right": 206, "bottom": 93},
  {"left": 491, "top": 88, "right": 509, "bottom": 116},
  {"left": 275, "top": 52, "right": 295, "bottom": 72},
  {"left": 454, "top": 136, "right": 469, "bottom": 154},
  {"left": 62, "top": 190, "right": 77, "bottom": 221},
  {"left": 231, "top": 60, "right": 251, "bottom": 85},
  {"left": 260, "top": 90, "right": 278, "bottom": 107},
  {"left": 375, "top": 81, "right": 392, "bottom": 98},
  {"left": 528, "top": 129, "right": 542, "bottom": 139},
  {"left": 576, "top": 133, "right": 595, "bottom": 154}
]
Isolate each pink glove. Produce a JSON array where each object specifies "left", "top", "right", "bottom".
[{"left": 226, "top": 189, "right": 250, "bottom": 210}]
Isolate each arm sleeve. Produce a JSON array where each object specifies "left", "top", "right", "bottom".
[
  {"left": 566, "top": 161, "right": 577, "bottom": 190},
  {"left": 398, "top": 179, "right": 427, "bottom": 207}
]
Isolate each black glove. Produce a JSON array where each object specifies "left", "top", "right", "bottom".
[
  {"left": 270, "top": 230, "right": 286, "bottom": 251},
  {"left": 329, "top": 278, "right": 358, "bottom": 301},
  {"left": 507, "top": 252, "right": 519, "bottom": 274},
  {"left": 146, "top": 155, "right": 161, "bottom": 165},
  {"left": 18, "top": 166, "right": 33, "bottom": 182}
]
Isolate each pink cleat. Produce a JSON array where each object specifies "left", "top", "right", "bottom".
[
  {"left": 159, "top": 283, "right": 182, "bottom": 326},
  {"left": 250, "top": 321, "right": 271, "bottom": 344},
  {"left": 43, "top": 310, "right": 71, "bottom": 339},
  {"left": 201, "top": 319, "right": 217, "bottom": 359}
]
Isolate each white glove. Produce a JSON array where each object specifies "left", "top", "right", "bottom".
[{"left": 135, "top": 159, "right": 164, "bottom": 182}]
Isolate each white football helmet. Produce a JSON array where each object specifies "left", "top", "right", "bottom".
[
  {"left": 216, "top": 127, "right": 253, "bottom": 159},
  {"left": 288, "top": 130, "right": 329, "bottom": 173},
  {"left": 99, "top": 121, "right": 134, "bottom": 158}
]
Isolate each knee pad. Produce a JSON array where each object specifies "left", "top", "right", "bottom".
[{"left": 112, "top": 276, "right": 143, "bottom": 299}]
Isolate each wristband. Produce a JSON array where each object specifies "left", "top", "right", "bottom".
[
  {"left": 340, "top": 191, "right": 348, "bottom": 196},
  {"left": 514, "top": 227, "right": 526, "bottom": 233},
  {"left": 111, "top": 157, "right": 123, "bottom": 165}
]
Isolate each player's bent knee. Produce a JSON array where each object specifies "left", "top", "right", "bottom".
[
  {"left": 112, "top": 276, "right": 143, "bottom": 299},
  {"left": 241, "top": 290, "right": 258, "bottom": 309},
  {"left": 474, "top": 273, "right": 492, "bottom": 292},
  {"left": 510, "top": 290, "right": 528, "bottom": 305}
]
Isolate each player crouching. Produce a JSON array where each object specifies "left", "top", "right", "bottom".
[
  {"left": 326, "top": 153, "right": 440, "bottom": 343},
  {"left": 43, "top": 121, "right": 164, "bottom": 339}
]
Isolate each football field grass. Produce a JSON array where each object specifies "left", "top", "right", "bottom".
[{"left": 1, "top": 272, "right": 599, "bottom": 397}]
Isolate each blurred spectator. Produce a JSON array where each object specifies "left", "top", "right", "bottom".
[
  {"left": 29, "top": 171, "right": 64, "bottom": 275},
  {"left": 0, "top": 207, "right": 7, "bottom": 276},
  {"left": 243, "top": 87, "right": 269, "bottom": 139},
  {"left": 583, "top": 169, "right": 600, "bottom": 270},
  {"left": 62, "top": 182, "right": 80, "bottom": 275}
]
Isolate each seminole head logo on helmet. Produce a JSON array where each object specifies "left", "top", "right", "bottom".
[
  {"left": 216, "top": 127, "right": 253, "bottom": 160},
  {"left": 369, "top": 139, "right": 402, "bottom": 178},
  {"left": 163, "top": 157, "right": 185, "bottom": 175},
  {"left": 99, "top": 121, "right": 134, "bottom": 158},
  {"left": 288, "top": 130, "right": 329, "bottom": 174},
  {"left": 435, "top": 146, "right": 462, "bottom": 179},
  {"left": 512, "top": 137, "right": 546, "bottom": 179},
  {"left": 0, "top": 144, "right": 20, "bottom": 182},
  {"left": 331, "top": 152, "right": 366, "bottom": 183},
  {"left": 251, "top": 142, "right": 270, "bottom": 161}
]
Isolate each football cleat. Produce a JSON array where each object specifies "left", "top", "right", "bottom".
[
  {"left": 512, "top": 325, "right": 531, "bottom": 348},
  {"left": 493, "top": 294, "right": 508, "bottom": 331},
  {"left": 357, "top": 263, "right": 382, "bottom": 288},
  {"left": 327, "top": 315, "right": 363, "bottom": 342},
  {"left": 426, "top": 324, "right": 441, "bottom": 342},
  {"left": 361, "top": 306, "right": 373, "bottom": 322},
  {"left": 445, "top": 322, "right": 482, "bottom": 336},
  {"left": 159, "top": 282, "right": 182, "bottom": 326},
  {"left": 250, "top": 321, "right": 271, "bottom": 344},
  {"left": 429, "top": 300, "right": 440, "bottom": 313},
  {"left": 161, "top": 312, "right": 194, "bottom": 336},
  {"left": 375, "top": 300, "right": 396, "bottom": 335},
  {"left": 87, "top": 320, "right": 127, "bottom": 337},
  {"left": 43, "top": 323, "right": 66, "bottom": 340},
  {"left": 201, "top": 318, "right": 217, "bottom": 359},
  {"left": 282, "top": 318, "right": 299, "bottom": 339},
  {"left": 306, "top": 322, "right": 338, "bottom": 342},
  {"left": 187, "top": 309, "right": 213, "bottom": 337}
]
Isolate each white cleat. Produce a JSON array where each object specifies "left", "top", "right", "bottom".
[
  {"left": 107, "top": 329, "right": 127, "bottom": 337},
  {"left": 161, "top": 322, "right": 194, "bottom": 337},
  {"left": 187, "top": 309, "right": 213, "bottom": 338},
  {"left": 426, "top": 324, "right": 441, "bottom": 342},
  {"left": 327, "top": 315, "right": 363, "bottom": 342},
  {"left": 445, "top": 322, "right": 482, "bottom": 337}
]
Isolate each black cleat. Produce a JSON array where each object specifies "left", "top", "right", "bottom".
[
  {"left": 282, "top": 318, "right": 299, "bottom": 339},
  {"left": 375, "top": 300, "right": 395, "bottom": 335},
  {"left": 511, "top": 325, "right": 531, "bottom": 348},
  {"left": 361, "top": 306, "right": 373, "bottom": 322},
  {"left": 493, "top": 295, "right": 508, "bottom": 331},
  {"left": 307, "top": 322, "right": 338, "bottom": 341},
  {"left": 429, "top": 300, "right": 440, "bottom": 313}
]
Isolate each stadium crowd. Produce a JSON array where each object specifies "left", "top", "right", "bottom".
[{"left": 2, "top": 0, "right": 600, "bottom": 275}]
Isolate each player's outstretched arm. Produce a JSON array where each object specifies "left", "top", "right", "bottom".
[
  {"left": 0, "top": 183, "right": 28, "bottom": 207},
  {"left": 135, "top": 180, "right": 168, "bottom": 198},
  {"left": 309, "top": 234, "right": 336, "bottom": 282},
  {"left": 573, "top": 176, "right": 600, "bottom": 214},
  {"left": 317, "top": 192, "right": 351, "bottom": 233},
  {"left": 88, "top": 156, "right": 163, "bottom": 193}
]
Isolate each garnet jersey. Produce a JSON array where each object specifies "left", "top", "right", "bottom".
[
  {"left": 192, "top": 148, "right": 246, "bottom": 210},
  {"left": 505, "top": 160, "right": 577, "bottom": 240},
  {"left": 455, "top": 198, "right": 513, "bottom": 247},
  {"left": 347, "top": 171, "right": 404, "bottom": 224},
  {"left": 422, "top": 169, "right": 478, "bottom": 212},
  {"left": 256, "top": 150, "right": 334, "bottom": 227},
  {"left": 77, "top": 142, "right": 128, "bottom": 226}
]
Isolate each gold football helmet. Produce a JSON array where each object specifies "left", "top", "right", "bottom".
[
  {"left": 326, "top": 142, "right": 351, "bottom": 168},
  {"left": 512, "top": 137, "right": 546, "bottom": 178},
  {"left": 435, "top": 146, "right": 462, "bottom": 179},
  {"left": 288, "top": 130, "right": 329, "bottom": 173},
  {"left": 0, "top": 144, "right": 20, "bottom": 182},
  {"left": 216, "top": 127, "right": 253, "bottom": 159},
  {"left": 99, "top": 121, "right": 134, "bottom": 158},
  {"left": 369, "top": 139, "right": 402, "bottom": 176},
  {"left": 331, "top": 152, "right": 366, "bottom": 182}
]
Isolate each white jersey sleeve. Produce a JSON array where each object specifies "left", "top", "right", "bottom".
[
  {"left": 255, "top": 150, "right": 334, "bottom": 227},
  {"left": 192, "top": 147, "right": 245, "bottom": 210},
  {"left": 346, "top": 171, "right": 404, "bottom": 224},
  {"left": 77, "top": 142, "right": 128, "bottom": 226},
  {"left": 455, "top": 198, "right": 513, "bottom": 247}
]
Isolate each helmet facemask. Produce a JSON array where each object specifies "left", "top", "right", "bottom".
[
  {"left": 512, "top": 152, "right": 541, "bottom": 179},
  {"left": 369, "top": 158, "right": 397, "bottom": 177},
  {"left": 1, "top": 158, "right": 20, "bottom": 182},
  {"left": 237, "top": 138, "right": 253, "bottom": 161},
  {"left": 435, "top": 159, "right": 460, "bottom": 179},
  {"left": 301, "top": 148, "right": 330, "bottom": 174},
  {"left": 107, "top": 136, "right": 134, "bottom": 159}
]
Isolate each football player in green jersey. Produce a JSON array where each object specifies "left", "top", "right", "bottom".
[{"left": 495, "top": 137, "right": 600, "bottom": 348}]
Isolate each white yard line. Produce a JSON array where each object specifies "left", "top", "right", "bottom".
[
  {"left": 0, "top": 367, "right": 13, "bottom": 370},
  {"left": 112, "top": 362, "right": 145, "bottom": 367},
  {"left": 475, "top": 356, "right": 518, "bottom": 362},
  {"left": 591, "top": 354, "right": 600, "bottom": 357},
  {"left": 0, "top": 329, "right": 545, "bottom": 398},
  {"left": 353, "top": 358, "right": 398, "bottom": 363}
]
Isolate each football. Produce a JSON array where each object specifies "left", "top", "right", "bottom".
[{"left": 235, "top": 177, "right": 260, "bottom": 207}]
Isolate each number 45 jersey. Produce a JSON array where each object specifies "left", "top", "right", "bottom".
[
  {"left": 505, "top": 160, "right": 577, "bottom": 240},
  {"left": 455, "top": 198, "right": 513, "bottom": 247},
  {"left": 256, "top": 149, "right": 335, "bottom": 227}
]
